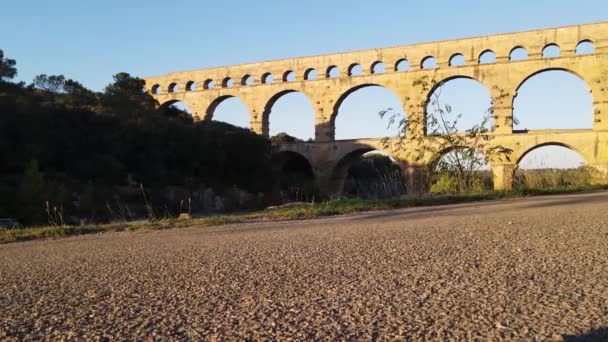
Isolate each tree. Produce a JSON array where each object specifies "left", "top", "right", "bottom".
[
  {"left": 33, "top": 74, "right": 66, "bottom": 93},
  {"left": 381, "top": 74, "right": 513, "bottom": 193},
  {"left": 0, "top": 49, "right": 17, "bottom": 81},
  {"left": 101, "top": 72, "right": 157, "bottom": 117}
]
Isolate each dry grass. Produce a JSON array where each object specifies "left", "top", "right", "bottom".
[{"left": 3, "top": 185, "right": 608, "bottom": 244}]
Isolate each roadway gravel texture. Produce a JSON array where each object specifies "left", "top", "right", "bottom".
[{"left": 1, "top": 192, "right": 608, "bottom": 341}]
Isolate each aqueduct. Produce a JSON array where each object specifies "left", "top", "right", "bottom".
[{"left": 144, "top": 22, "right": 608, "bottom": 196}]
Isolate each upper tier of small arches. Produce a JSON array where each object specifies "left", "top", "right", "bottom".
[{"left": 149, "top": 38, "right": 599, "bottom": 95}]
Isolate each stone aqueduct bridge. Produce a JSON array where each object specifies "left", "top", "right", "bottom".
[{"left": 145, "top": 22, "right": 608, "bottom": 195}]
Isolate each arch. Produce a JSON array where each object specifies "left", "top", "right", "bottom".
[
  {"left": 425, "top": 76, "right": 493, "bottom": 133},
  {"left": 513, "top": 68, "right": 592, "bottom": 130},
  {"left": 203, "top": 79, "right": 215, "bottom": 89},
  {"left": 261, "top": 73, "right": 274, "bottom": 84},
  {"left": 576, "top": 40, "right": 595, "bottom": 55},
  {"left": 395, "top": 59, "right": 410, "bottom": 72},
  {"left": 151, "top": 84, "right": 161, "bottom": 94},
  {"left": 421, "top": 56, "right": 438, "bottom": 69},
  {"left": 263, "top": 90, "right": 315, "bottom": 140},
  {"left": 542, "top": 43, "right": 561, "bottom": 58},
  {"left": 205, "top": 95, "right": 250, "bottom": 128},
  {"left": 304, "top": 68, "right": 318, "bottom": 80},
  {"left": 515, "top": 142, "right": 586, "bottom": 167},
  {"left": 185, "top": 81, "right": 197, "bottom": 91},
  {"left": 158, "top": 100, "right": 194, "bottom": 120},
  {"left": 326, "top": 65, "right": 340, "bottom": 78},
  {"left": 330, "top": 148, "right": 405, "bottom": 198},
  {"left": 448, "top": 53, "right": 466, "bottom": 67},
  {"left": 241, "top": 74, "right": 254, "bottom": 86},
  {"left": 348, "top": 63, "right": 362, "bottom": 76},
  {"left": 478, "top": 50, "right": 496, "bottom": 64},
  {"left": 333, "top": 84, "right": 404, "bottom": 140},
  {"left": 510, "top": 46, "right": 528, "bottom": 61},
  {"left": 272, "top": 151, "right": 316, "bottom": 202},
  {"left": 222, "top": 77, "right": 234, "bottom": 88},
  {"left": 283, "top": 70, "right": 296, "bottom": 82},
  {"left": 371, "top": 61, "right": 385, "bottom": 74},
  {"left": 514, "top": 143, "right": 591, "bottom": 189},
  {"left": 168, "top": 82, "right": 178, "bottom": 93}
]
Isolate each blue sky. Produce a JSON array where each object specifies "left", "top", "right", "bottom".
[{"left": 2, "top": 0, "right": 606, "bottom": 168}]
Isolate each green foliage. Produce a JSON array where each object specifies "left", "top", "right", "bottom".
[
  {"left": 270, "top": 132, "right": 301, "bottom": 145},
  {"left": 33, "top": 74, "right": 66, "bottom": 93},
  {"left": 0, "top": 49, "right": 17, "bottom": 81},
  {"left": 16, "top": 160, "right": 46, "bottom": 225},
  {"left": 0, "top": 60, "right": 275, "bottom": 226}
]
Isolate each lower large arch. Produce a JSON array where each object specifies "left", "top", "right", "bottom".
[
  {"left": 332, "top": 84, "right": 404, "bottom": 140},
  {"left": 329, "top": 148, "right": 406, "bottom": 198},
  {"left": 206, "top": 95, "right": 250, "bottom": 129},
  {"left": 271, "top": 151, "right": 316, "bottom": 202},
  {"left": 158, "top": 100, "right": 195, "bottom": 120},
  {"left": 513, "top": 68, "right": 593, "bottom": 130},
  {"left": 514, "top": 143, "right": 591, "bottom": 189},
  {"left": 264, "top": 90, "right": 315, "bottom": 141},
  {"left": 516, "top": 142, "right": 586, "bottom": 168}
]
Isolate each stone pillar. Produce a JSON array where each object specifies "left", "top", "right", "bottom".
[
  {"left": 592, "top": 99, "right": 608, "bottom": 131},
  {"left": 490, "top": 86, "right": 514, "bottom": 134},
  {"left": 404, "top": 164, "right": 428, "bottom": 195},
  {"left": 590, "top": 164, "right": 608, "bottom": 184},
  {"left": 250, "top": 120, "right": 266, "bottom": 136},
  {"left": 313, "top": 100, "right": 334, "bottom": 142},
  {"left": 491, "top": 163, "right": 516, "bottom": 191}
]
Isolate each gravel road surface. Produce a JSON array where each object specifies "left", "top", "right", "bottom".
[{"left": 2, "top": 192, "right": 608, "bottom": 340}]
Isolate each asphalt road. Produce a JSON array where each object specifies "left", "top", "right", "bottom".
[{"left": 2, "top": 192, "right": 608, "bottom": 340}]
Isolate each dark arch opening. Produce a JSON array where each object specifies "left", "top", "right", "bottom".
[
  {"left": 242, "top": 75, "right": 254, "bottom": 86},
  {"left": 333, "top": 84, "right": 405, "bottom": 140},
  {"left": 576, "top": 40, "right": 595, "bottom": 55},
  {"left": 478, "top": 50, "right": 496, "bottom": 64},
  {"left": 168, "top": 83, "right": 178, "bottom": 93},
  {"left": 262, "top": 73, "right": 274, "bottom": 84},
  {"left": 327, "top": 65, "right": 340, "bottom": 78},
  {"left": 449, "top": 53, "right": 466, "bottom": 67},
  {"left": 425, "top": 77, "right": 493, "bottom": 133},
  {"left": 151, "top": 84, "right": 161, "bottom": 94},
  {"left": 421, "top": 56, "right": 438, "bottom": 69},
  {"left": 304, "top": 68, "right": 317, "bottom": 80},
  {"left": 271, "top": 151, "right": 316, "bottom": 202},
  {"left": 186, "top": 81, "right": 197, "bottom": 91},
  {"left": 159, "top": 100, "right": 194, "bottom": 121},
  {"left": 542, "top": 44, "right": 561, "bottom": 58},
  {"left": 514, "top": 143, "right": 590, "bottom": 190},
  {"left": 203, "top": 79, "right": 215, "bottom": 89},
  {"left": 331, "top": 149, "right": 406, "bottom": 199},
  {"left": 513, "top": 69, "right": 592, "bottom": 130},
  {"left": 510, "top": 46, "right": 528, "bottom": 61},
  {"left": 206, "top": 96, "right": 250, "bottom": 128},
  {"left": 222, "top": 77, "right": 234, "bottom": 88},
  {"left": 283, "top": 70, "right": 296, "bottom": 82},
  {"left": 371, "top": 61, "right": 385, "bottom": 74},
  {"left": 264, "top": 90, "right": 315, "bottom": 141},
  {"left": 395, "top": 59, "right": 410, "bottom": 71},
  {"left": 348, "top": 63, "right": 362, "bottom": 76}
]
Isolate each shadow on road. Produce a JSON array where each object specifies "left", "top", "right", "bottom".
[{"left": 563, "top": 326, "right": 608, "bottom": 341}]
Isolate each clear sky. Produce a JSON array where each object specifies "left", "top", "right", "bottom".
[{"left": 2, "top": 0, "right": 607, "bottom": 168}]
